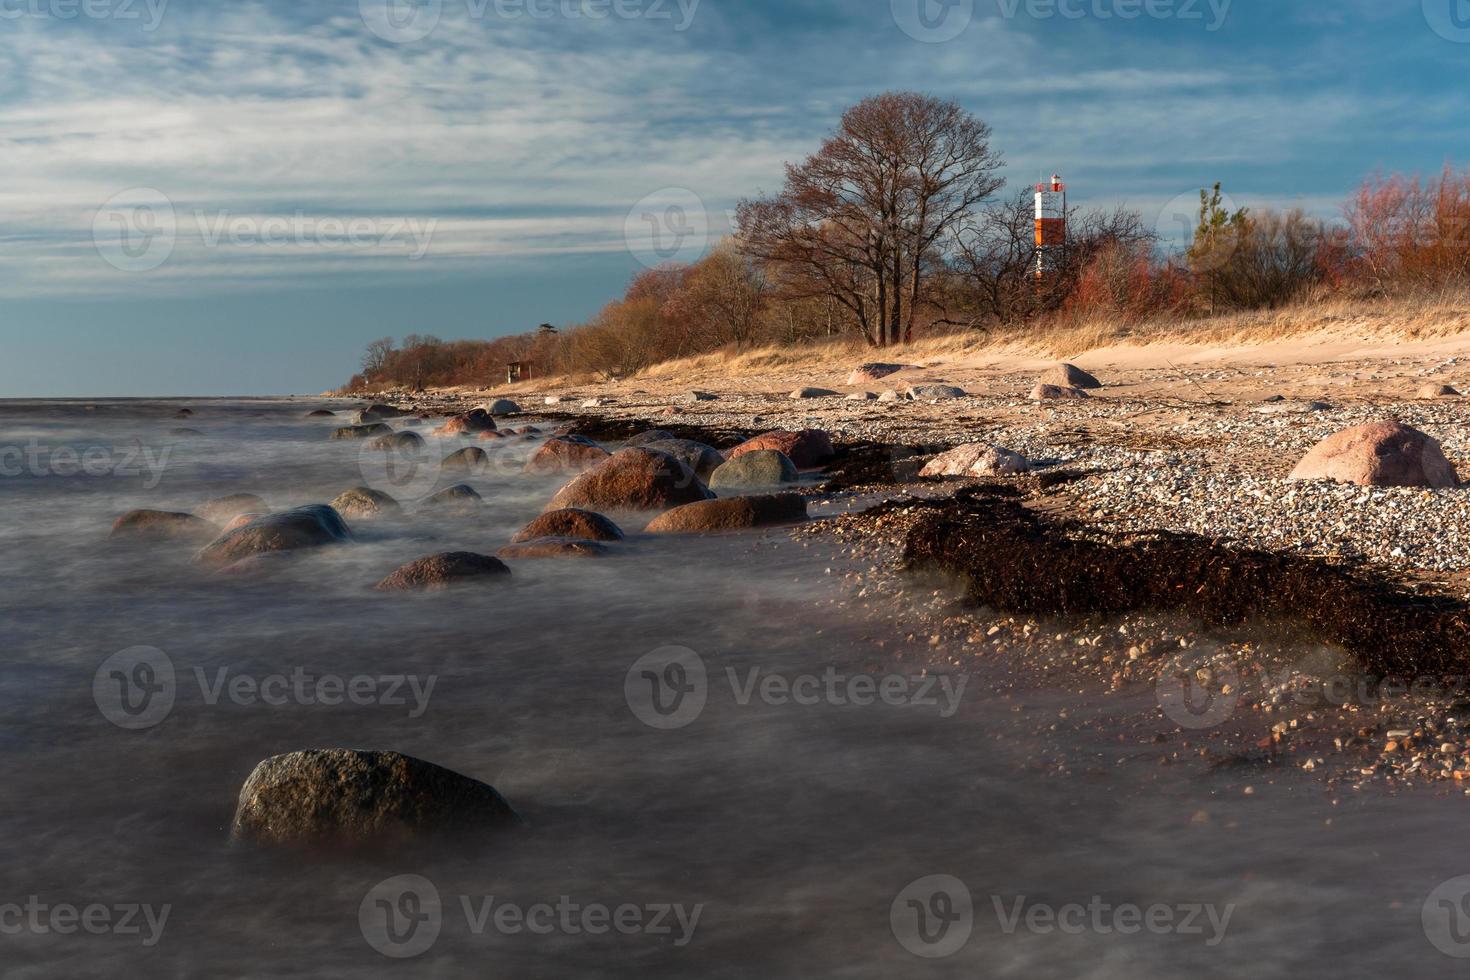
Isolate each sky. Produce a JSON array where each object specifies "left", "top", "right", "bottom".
[{"left": 0, "top": 0, "right": 1466, "bottom": 396}]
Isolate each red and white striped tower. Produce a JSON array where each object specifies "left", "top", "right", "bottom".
[{"left": 1034, "top": 174, "right": 1067, "bottom": 280}]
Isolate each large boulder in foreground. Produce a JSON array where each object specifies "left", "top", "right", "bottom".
[
  {"left": 1030, "top": 383, "right": 1089, "bottom": 401},
  {"left": 709, "top": 450, "right": 799, "bottom": 490},
  {"left": 1040, "top": 363, "right": 1102, "bottom": 390},
  {"left": 435, "top": 409, "right": 497, "bottom": 436},
  {"left": 230, "top": 749, "right": 522, "bottom": 848},
  {"left": 640, "top": 438, "right": 724, "bottom": 480},
  {"left": 645, "top": 493, "right": 808, "bottom": 534},
  {"left": 375, "top": 552, "right": 510, "bottom": 591},
  {"left": 512, "top": 508, "right": 623, "bottom": 543},
  {"left": 525, "top": 436, "right": 611, "bottom": 475},
  {"left": 920, "top": 444, "right": 1031, "bottom": 478},
  {"left": 1288, "top": 421, "right": 1459, "bottom": 488},
  {"left": 330, "top": 487, "right": 401, "bottom": 520},
  {"left": 111, "top": 509, "right": 215, "bottom": 541},
  {"left": 545, "top": 448, "right": 712, "bottom": 513},
  {"left": 725, "top": 429, "right": 835, "bottom": 470},
  {"left": 197, "top": 505, "right": 352, "bottom": 565}
]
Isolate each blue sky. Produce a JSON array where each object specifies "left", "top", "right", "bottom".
[{"left": 1, "top": 0, "right": 1466, "bottom": 396}]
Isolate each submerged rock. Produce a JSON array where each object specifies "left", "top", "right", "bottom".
[
  {"left": 708, "top": 450, "right": 799, "bottom": 490},
  {"left": 420, "top": 484, "right": 484, "bottom": 514},
  {"left": 441, "top": 446, "right": 490, "bottom": 475},
  {"left": 1288, "top": 421, "right": 1458, "bottom": 488},
  {"left": 725, "top": 429, "right": 834, "bottom": 470},
  {"left": 512, "top": 508, "right": 623, "bottom": 543},
  {"left": 369, "top": 430, "right": 425, "bottom": 451},
  {"left": 110, "top": 509, "right": 215, "bottom": 541},
  {"left": 435, "top": 409, "right": 497, "bottom": 436},
  {"left": 375, "top": 551, "right": 511, "bottom": 591},
  {"left": 330, "top": 487, "right": 401, "bottom": 520},
  {"left": 920, "top": 444, "right": 1031, "bottom": 478},
  {"left": 197, "top": 505, "right": 352, "bottom": 565},
  {"left": 545, "top": 447, "right": 713, "bottom": 513},
  {"left": 333, "top": 423, "right": 393, "bottom": 441},
  {"left": 230, "top": 749, "right": 522, "bottom": 848},
  {"left": 1040, "top": 363, "right": 1103, "bottom": 390},
  {"left": 306, "top": 409, "right": 336, "bottom": 418},
  {"left": 196, "top": 493, "right": 269, "bottom": 527},
  {"left": 358, "top": 404, "right": 410, "bottom": 423},
  {"left": 644, "top": 493, "right": 808, "bottom": 534},
  {"left": 496, "top": 538, "right": 609, "bottom": 560},
  {"left": 525, "top": 436, "right": 611, "bottom": 475}
]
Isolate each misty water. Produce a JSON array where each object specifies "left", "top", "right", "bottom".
[{"left": 2, "top": 398, "right": 1469, "bottom": 978}]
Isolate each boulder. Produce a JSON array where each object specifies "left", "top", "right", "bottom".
[
  {"left": 847, "top": 391, "right": 878, "bottom": 401},
  {"left": 919, "top": 444, "right": 1031, "bottom": 478},
  {"left": 847, "top": 363, "right": 909, "bottom": 385},
  {"left": 420, "top": 484, "right": 484, "bottom": 514},
  {"left": 170, "top": 427, "right": 204, "bottom": 437},
  {"left": 906, "top": 384, "right": 966, "bottom": 400},
  {"left": 220, "top": 512, "right": 270, "bottom": 534},
  {"left": 687, "top": 391, "right": 718, "bottom": 402},
  {"left": 1287, "top": 421, "right": 1459, "bottom": 488},
  {"left": 110, "top": 509, "right": 215, "bottom": 541},
  {"left": 196, "top": 493, "right": 269, "bottom": 527},
  {"left": 1030, "top": 384, "right": 1089, "bottom": 401},
  {"left": 333, "top": 423, "right": 393, "bottom": 441},
  {"left": 306, "top": 409, "right": 336, "bottom": 418},
  {"left": 644, "top": 493, "right": 808, "bottom": 534},
  {"left": 330, "top": 487, "right": 401, "bottom": 520},
  {"left": 640, "top": 438, "right": 725, "bottom": 480},
  {"left": 230, "top": 749, "right": 522, "bottom": 848},
  {"left": 358, "top": 404, "right": 410, "bottom": 423},
  {"left": 512, "top": 508, "right": 624, "bottom": 543},
  {"left": 477, "top": 429, "right": 506, "bottom": 440},
  {"left": 435, "top": 409, "right": 497, "bottom": 437},
  {"left": 1418, "top": 383, "right": 1460, "bottom": 399},
  {"left": 487, "top": 399, "right": 521, "bottom": 415},
  {"left": 791, "top": 387, "right": 839, "bottom": 399},
  {"left": 375, "top": 551, "right": 511, "bottom": 591},
  {"left": 625, "top": 429, "right": 677, "bottom": 447},
  {"left": 1040, "top": 363, "right": 1102, "bottom": 390},
  {"left": 725, "top": 429, "right": 835, "bottom": 470},
  {"left": 441, "top": 446, "right": 490, "bottom": 474},
  {"left": 709, "top": 450, "right": 799, "bottom": 490},
  {"left": 497, "top": 538, "right": 609, "bottom": 560},
  {"left": 877, "top": 390, "right": 902, "bottom": 403},
  {"left": 524, "top": 436, "right": 611, "bottom": 475},
  {"left": 581, "top": 398, "right": 605, "bottom": 408},
  {"left": 369, "top": 430, "right": 425, "bottom": 451},
  {"left": 197, "top": 505, "right": 352, "bottom": 566},
  {"left": 545, "top": 447, "right": 713, "bottom": 513}
]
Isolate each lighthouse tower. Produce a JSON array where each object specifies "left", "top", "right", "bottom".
[{"left": 1034, "top": 174, "right": 1067, "bottom": 280}]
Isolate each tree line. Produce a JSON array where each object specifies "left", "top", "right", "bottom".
[{"left": 343, "top": 91, "right": 1470, "bottom": 392}]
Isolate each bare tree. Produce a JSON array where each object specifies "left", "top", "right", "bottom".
[
  {"left": 361, "top": 336, "right": 395, "bottom": 380},
  {"left": 737, "top": 91, "right": 1003, "bottom": 347}
]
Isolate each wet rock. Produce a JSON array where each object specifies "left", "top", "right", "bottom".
[
  {"left": 330, "top": 487, "right": 401, "bottom": 520},
  {"left": 435, "top": 409, "right": 497, "bottom": 436},
  {"left": 640, "top": 438, "right": 725, "bottom": 480},
  {"left": 625, "top": 429, "right": 677, "bottom": 447},
  {"left": 791, "top": 387, "right": 839, "bottom": 399},
  {"left": 497, "top": 538, "right": 609, "bottom": 560},
  {"left": 197, "top": 505, "right": 352, "bottom": 565},
  {"left": 369, "top": 430, "right": 425, "bottom": 451},
  {"left": 110, "top": 509, "right": 215, "bottom": 541},
  {"left": 333, "top": 423, "right": 394, "bottom": 441},
  {"left": 306, "top": 409, "right": 337, "bottom": 418},
  {"left": 375, "top": 551, "right": 511, "bottom": 591},
  {"left": 441, "top": 446, "right": 490, "bottom": 475},
  {"left": 906, "top": 384, "right": 966, "bottom": 400},
  {"left": 847, "top": 363, "right": 908, "bottom": 384},
  {"left": 513, "top": 508, "right": 624, "bottom": 543},
  {"left": 644, "top": 493, "right": 808, "bottom": 534},
  {"left": 487, "top": 399, "right": 521, "bottom": 415},
  {"left": 1041, "top": 363, "right": 1103, "bottom": 389},
  {"left": 420, "top": 484, "right": 484, "bottom": 514},
  {"left": 1030, "top": 383, "right": 1089, "bottom": 401},
  {"left": 170, "top": 427, "right": 205, "bottom": 437},
  {"left": 1288, "top": 421, "right": 1459, "bottom": 488},
  {"left": 220, "top": 512, "right": 270, "bottom": 534},
  {"left": 175, "top": 408, "right": 194, "bottom": 419},
  {"left": 725, "top": 429, "right": 835, "bottom": 470},
  {"left": 709, "top": 450, "right": 799, "bottom": 490},
  {"left": 477, "top": 429, "right": 506, "bottom": 440},
  {"left": 230, "top": 749, "right": 522, "bottom": 848},
  {"left": 525, "top": 436, "right": 611, "bottom": 475},
  {"left": 1418, "top": 383, "right": 1460, "bottom": 399},
  {"left": 545, "top": 447, "right": 713, "bottom": 513},
  {"left": 358, "top": 405, "right": 410, "bottom": 424},
  {"left": 920, "top": 444, "right": 1031, "bottom": 478},
  {"left": 196, "top": 493, "right": 269, "bottom": 527}
]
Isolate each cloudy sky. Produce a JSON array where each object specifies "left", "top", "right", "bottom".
[{"left": 2, "top": 0, "right": 1466, "bottom": 395}]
